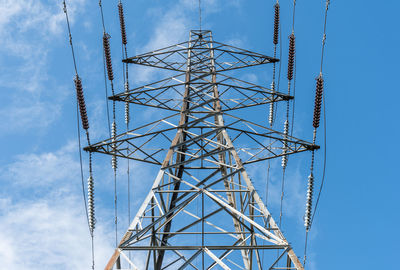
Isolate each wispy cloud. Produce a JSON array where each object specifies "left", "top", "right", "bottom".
[
  {"left": 0, "top": 140, "right": 114, "bottom": 269},
  {"left": 130, "top": 1, "right": 192, "bottom": 84},
  {"left": 130, "top": 0, "right": 244, "bottom": 84},
  {"left": 0, "top": 0, "right": 86, "bottom": 134},
  {"left": 0, "top": 193, "right": 114, "bottom": 270},
  {"left": 2, "top": 141, "right": 79, "bottom": 187}
]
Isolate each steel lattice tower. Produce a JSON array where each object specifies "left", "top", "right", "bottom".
[{"left": 86, "top": 30, "right": 318, "bottom": 270}]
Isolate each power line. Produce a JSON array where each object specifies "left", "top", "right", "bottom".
[
  {"left": 198, "top": 0, "right": 202, "bottom": 31},
  {"left": 63, "top": 1, "right": 95, "bottom": 269},
  {"left": 311, "top": 0, "right": 330, "bottom": 230},
  {"left": 304, "top": 0, "right": 331, "bottom": 267},
  {"left": 117, "top": 3, "right": 132, "bottom": 261},
  {"left": 98, "top": 0, "right": 119, "bottom": 250},
  {"left": 265, "top": 0, "right": 280, "bottom": 221}
]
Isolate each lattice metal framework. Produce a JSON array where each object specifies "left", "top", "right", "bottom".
[{"left": 85, "top": 30, "right": 318, "bottom": 270}]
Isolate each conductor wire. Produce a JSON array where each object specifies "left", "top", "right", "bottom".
[
  {"left": 304, "top": 1, "right": 330, "bottom": 267},
  {"left": 76, "top": 101, "right": 95, "bottom": 270},
  {"left": 63, "top": 1, "right": 95, "bottom": 268},
  {"left": 63, "top": 1, "right": 78, "bottom": 75},
  {"left": 118, "top": 2, "right": 132, "bottom": 263},
  {"left": 290, "top": 0, "right": 297, "bottom": 137},
  {"left": 278, "top": 0, "right": 297, "bottom": 255},
  {"left": 310, "top": 93, "right": 327, "bottom": 227},
  {"left": 269, "top": 1, "right": 279, "bottom": 127},
  {"left": 198, "top": 0, "right": 202, "bottom": 31},
  {"left": 320, "top": 0, "right": 330, "bottom": 74},
  {"left": 265, "top": 0, "right": 280, "bottom": 218},
  {"left": 99, "top": 0, "right": 118, "bottom": 249},
  {"left": 99, "top": 0, "right": 112, "bottom": 138}
]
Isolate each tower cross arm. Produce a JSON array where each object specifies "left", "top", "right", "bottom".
[{"left": 122, "top": 32, "right": 278, "bottom": 72}]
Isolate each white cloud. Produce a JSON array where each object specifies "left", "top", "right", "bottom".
[
  {"left": 0, "top": 141, "right": 115, "bottom": 269},
  {"left": 0, "top": 0, "right": 86, "bottom": 134},
  {"left": 0, "top": 0, "right": 85, "bottom": 39},
  {"left": 0, "top": 100, "right": 62, "bottom": 132},
  {"left": 0, "top": 137, "right": 161, "bottom": 266},
  {"left": 0, "top": 0, "right": 86, "bottom": 58},
  {"left": 131, "top": 1, "right": 193, "bottom": 84},
  {"left": 130, "top": 0, "right": 246, "bottom": 85},
  {"left": 0, "top": 194, "right": 114, "bottom": 270},
  {"left": 1, "top": 141, "right": 79, "bottom": 187},
  {"left": 0, "top": 0, "right": 308, "bottom": 267}
]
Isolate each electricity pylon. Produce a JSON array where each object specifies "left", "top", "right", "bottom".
[{"left": 86, "top": 30, "right": 318, "bottom": 270}]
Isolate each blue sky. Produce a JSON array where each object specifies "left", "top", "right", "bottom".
[{"left": 0, "top": 0, "right": 399, "bottom": 269}]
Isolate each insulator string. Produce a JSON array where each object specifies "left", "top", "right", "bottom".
[
  {"left": 286, "top": 28, "right": 296, "bottom": 128},
  {"left": 304, "top": 128, "right": 317, "bottom": 266},
  {"left": 286, "top": 0, "right": 298, "bottom": 135},
  {"left": 280, "top": 30, "right": 293, "bottom": 220},
  {"left": 281, "top": 32, "right": 295, "bottom": 172},
  {"left": 278, "top": 1, "right": 297, "bottom": 252},
  {"left": 102, "top": 53, "right": 112, "bottom": 139},
  {"left": 74, "top": 75, "right": 89, "bottom": 131},
  {"left": 111, "top": 122, "right": 118, "bottom": 169},
  {"left": 103, "top": 33, "right": 114, "bottom": 82},
  {"left": 75, "top": 92, "right": 90, "bottom": 231},
  {"left": 88, "top": 154, "right": 95, "bottom": 229},
  {"left": 117, "top": 3, "right": 131, "bottom": 264},
  {"left": 304, "top": 0, "right": 330, "bottom": 266},
  {"left": 313, "top": 76, "right": 324, "bottom": 129},
  {"left": 98, "top": 0, "right": 112, "bottom": 139},
  {"left": 310, "top": 92, "right": 327, "bottom": 227},
  {"left": 102, "top": 32, "right": 116, "bottom": 129},
  {"left": 268, "top": 89, "right": 274, "bottom": 126},
  {"left": 124, "top": 82, "right": 130, "bottom": 125},
  {"left": 76, "top": 100, "right": 95, "bottom": 270},
  {"left": 273, "top": 3, "right": 280, "bottom": 46},
  {"left": 306, "top": 0, "right": 330, "bottom": 230},
  {"left": 276, "top": 13, "right": 283, "bottom": 101},
  {"left": 63, "top": 1, "right": 95, "bottom": 268},
  {"left": 281, "top": 120, "right": 289, "bottom": 169},
  {"left": 98, "top": 0, "right": 118, "bottom": 249},
  {"left": 279, "top": 119, "right": 289, "bottom": 230},
  {"left": 290, "top": 53, "right": 297, "bottom": 137},
  {"left": 304, "top": 171, "right": 314, "bottom": 230},
  {"left": 118, "top": 0, "right": 130, "bottom": 128},
  {"left": 269, "top": 2, "right": 280, "bottom": 127},
  {"left": 111, "top": 114, "right": 118, "bottom": 248},
  {"left": 118, "top": 3, "right": 132, "bottom": 250},
  {"left": 266, "top": 2, "right": 280, "bottom": 241},
  {"left": 287, "top": 34, "right": 295, "bottom": 82},
  {"left": 118, "top": 1, "right": 127, "bottom": 46}
]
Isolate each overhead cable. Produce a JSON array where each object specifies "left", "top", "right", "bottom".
[{"left": 63, "top": 1, "right": 95, "bottom": 269}]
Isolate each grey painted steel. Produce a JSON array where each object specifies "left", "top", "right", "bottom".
[{"left": 88, "top": 30, "right": 315, "bottom": 270}]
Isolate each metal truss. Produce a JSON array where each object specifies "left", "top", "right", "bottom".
[
  {"left": 110, "top": 72, "right": 292, "bottom": 112},
  {"left": 87, "top": 30, "right": 317, "bottom": 270},
  {"left": 123, "top": 30, "right": 277, "bottom": 72},
  {"left": 85, "top": 113, "right": 318, "bottom": 166}
]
